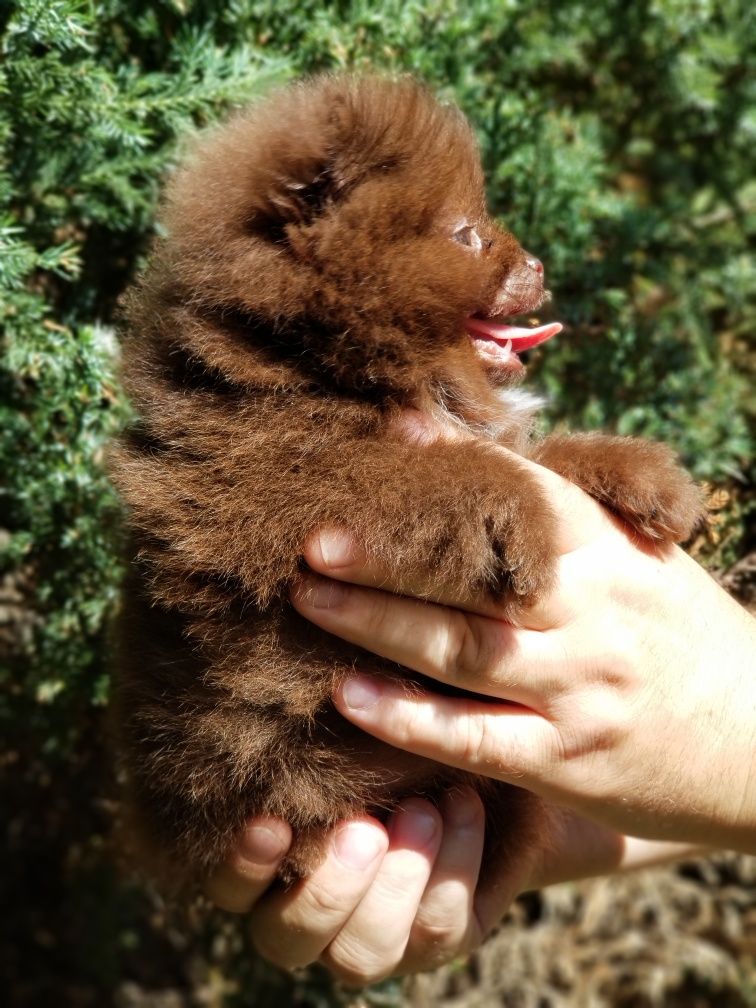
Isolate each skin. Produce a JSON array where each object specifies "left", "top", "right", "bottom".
[{"left": 206, "top": 448, "right": 756, "bottom": 982}]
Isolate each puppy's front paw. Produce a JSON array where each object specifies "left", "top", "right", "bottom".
[
  {"left": 534, "top": 434, "right": 705, "bottom": 543},
  {"left": 609, "top": 460, "right": 704, "bottom": 543},
  {"left": 479, "top": 476, "right": 558, "bottom": 607}
]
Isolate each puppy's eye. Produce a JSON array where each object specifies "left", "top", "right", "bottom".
[{"left": 452, "top": 225, "right": 483, "bottom": 252}]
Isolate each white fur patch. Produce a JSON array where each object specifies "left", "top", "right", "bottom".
[
  {"left": 495, "top": 387, "right": 546, "bottom": 422},
  {"left": 425, "top": 383, "right": 547, "bottom": 447}
]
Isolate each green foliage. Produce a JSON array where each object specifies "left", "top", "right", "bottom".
[
  {"left": 0, "top": 0, "right": 289, "bottom": 752},
  {"left": 2, "top": 1, "right": 753, "bottom": 1005}
]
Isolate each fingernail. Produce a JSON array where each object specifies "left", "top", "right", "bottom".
[
  {"left": 390, "top": 803, "right": 440, "bottom": 849},
  {"left": 334, "top": 821, "right": 385, "bottom": 869},
  {"left": 296, "top": 573, "right": 349, "bottom": 610},
  {"left": 239, "top": 824, "right": 288, "bottom": 865},
  {"left": 443, "top": 786, "right": 483, "bottom": 829},
  {"left": 318, "top": 530, "right": 357, "bottom": 569},
  {"left": 341, "top": 674, "right": 380, "bottom": 711}
]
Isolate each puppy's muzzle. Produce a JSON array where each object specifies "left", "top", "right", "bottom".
[{"left": 487, "top": 253, "right": 548, "bottom": 319}]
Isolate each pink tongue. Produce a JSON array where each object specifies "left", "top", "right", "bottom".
[{"left": 464, "top": 316, "right": 563, "bottom": 351}]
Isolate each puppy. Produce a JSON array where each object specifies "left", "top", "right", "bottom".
[{"left": 112, "top": 74, "right": 703, "bottom": 893}]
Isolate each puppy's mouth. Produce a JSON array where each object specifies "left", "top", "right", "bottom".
[{"left": 463, "top": 315, "right": 563, "bottom": 374}]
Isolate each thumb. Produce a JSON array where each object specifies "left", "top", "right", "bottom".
[{"left": 495, "top": 448, "right": 618, "bottom": 555}]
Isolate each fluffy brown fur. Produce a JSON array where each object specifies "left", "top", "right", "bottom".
[{"left": 112, "top": 74, "right": 703, "bottom": 893}]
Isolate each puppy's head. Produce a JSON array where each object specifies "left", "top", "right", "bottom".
[{"left": 162, "top": 75, "right": 559, "bottom": 394}]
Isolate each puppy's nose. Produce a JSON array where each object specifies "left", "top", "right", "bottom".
[{"left": 525, "top": 254, "right": 543, "bottom": 276}]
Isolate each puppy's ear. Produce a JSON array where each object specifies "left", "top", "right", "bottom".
[
  {"left": 251, "top": 157, "right": 353, "bottom": 246},
  {"left": 259, "top": 152, "right": 398, "bottom": 243},
  {"left": 252, "top": 85, "right": 403, "bottom": 241},
  {"left": 266, "top": 163, "right": 349, "bottom": 227}
]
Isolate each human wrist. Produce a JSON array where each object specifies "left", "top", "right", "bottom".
[
  {"left": 522, "top": 809, "right": 711, "bottom": 893},
  {"left": 522, "top": 810, "right": 627, "bottom": 891}
]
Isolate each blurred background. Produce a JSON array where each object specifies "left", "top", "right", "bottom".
[{"left": 1, "top": 1, "right": 754, "bottom": 1005}]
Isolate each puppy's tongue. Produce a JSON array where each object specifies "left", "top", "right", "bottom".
[{"left": 464, "top": 316, "right": 562, "bottom": 351}]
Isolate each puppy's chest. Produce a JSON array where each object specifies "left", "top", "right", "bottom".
[{"left": 421, "top": 386, "right": 545, "bottom": 453}]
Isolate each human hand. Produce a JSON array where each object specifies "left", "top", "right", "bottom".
[
  {"left": 207, "top": 789, "right": 518, "bottom": 982},
  {"left": 207, "top": 796, "right": 697, "bottom": 981},
  {"left": 291, "top": 457, "right": 756, "bottom": 853}
]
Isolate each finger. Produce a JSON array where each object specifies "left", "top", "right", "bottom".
[
  {"left": 523, "top": 459, "right": 618, "bottom": 553},
  {"left": 400, "top": 786, "right": 486, "bottom": 972},
  {"left": 291, "top": 573, "right": 564, "bottom": 708},
  {"left": 321, "top": 799, "right": 442, "bottom": 986},
  {"left": 205, "top": 818, "right": 292, "bottom": 913},
  {"left": 388, "top": 406, "right": 473, "bottom": 446},
  {"left": 334, "top": 674, "right": 559, "bottom": 789},
  {"left": 249, "top": 818, "right": 388, "bottom": 970}
]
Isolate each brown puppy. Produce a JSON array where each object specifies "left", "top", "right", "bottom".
[{"left": 112, "top": 74, "right": 703, "bottom": 893}]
